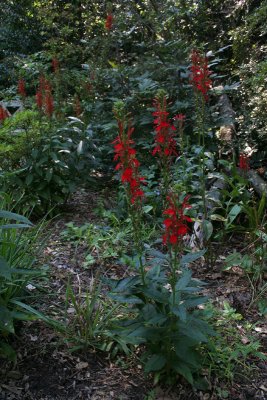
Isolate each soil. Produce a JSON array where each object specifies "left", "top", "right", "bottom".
[{"left": 1, "top": 189, "right": 267, "bottom": 400}]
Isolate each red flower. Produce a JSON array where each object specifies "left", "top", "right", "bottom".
[
  {"left": 52, "top": 58, "right": 59, "bottom": 73},
  {"left": 0, "top": 106, "right": 8, "bottom": 121},
  {"left": 152, "top": 96, "right": 178, "bottom": 161},
  {"left": 18, "top": 79, "right": 26, "bottom": 98},
  {"left": 121, "top": 167, "right": 133, "bottom": 182},
  {"left": 174, "top": 114, "right": 185, "bottom": 121},
  {"left": 35, "top": 90, "right": 43, "bottom": 110},
  {"left": 190, "top": 49, "right": 212, "bottom": 101},
  {"left": 239, "top": 153, "right": 250, "bottom": 171},
  {"left": 105, "top": 14, "right": 113, "bottom": 30},
  {"left": 113, "top": 119, "right": 144, "bottom": 205},
  {"left": 162, "top": 194, "right": 192, "bottom": 247}
]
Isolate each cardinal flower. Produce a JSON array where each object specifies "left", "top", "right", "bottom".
[
  {"left": 113, "top": 113, "right": 144, "bottom": 205},
  {"left": 0, "top": 106, "right": 8, "bottom": 121},
  {"left": 152, "top": 95, "right": 177, "bottom": 160},
  {"left": 105, "top": 13, "right": 113, "bottom": 30},
  {"left": 44, "top": 81, "right": 54, "bottom": 118},
  {"left": 35, "top": 90, "right": 43, "bottom": 110},
  {"left": 190, "top": 49, "right": 212, "bottom": 101},
  {"left": 163, "top": 194, "right": 192, "bottom": 248},
  {"left": 239, "top": 153, "right": 250, "bottom": 171},
  {"left": 18, "top": 79, "right": 26, "bottom": 98}
]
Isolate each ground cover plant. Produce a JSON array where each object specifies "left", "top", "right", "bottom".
[{"left": 0, "top": 1, "right": 267, "bottom": 399}]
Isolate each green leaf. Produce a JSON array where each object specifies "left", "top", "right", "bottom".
[
  {"left": 144, "top": 354, "right": 166, "bottom": 373},
  {"left": 203, "top": 220, "right": 213, "bottom": 241},
  {"left": 143, "top": 205, "right": 153, "bottom": 214},
  {"left": 0, "top": 210, "right": 32, "bottom": 226},
  {"left": 10, "top": 300, "right": 51, "bottom": 325},
  {"left": 180, "top": 250, "right": 206, "bottom": 267},
  {"left": 175, "top": 270, "right": 192, "bottom": 291},
  {"left": 0, "top": 256, "right": 11, "bottom": 280},
  {"left": 148, "top": 249, "right": 167, "bottom": 260},
  {"left": 228, "top": 204, "right": 242, "bottom": 224},
  {"left": 142, "top": 286, "right": 169, "bottom": 303},
  {"left": 142, "top": 304, "right": 167, "bottom": 325},
  {"left": 179, "top": 324, "right": 208, "bottom": 343},
  {"left": 45, "top": 169, "right": 53, "bottom": 182},
  {"left": 173, "top": 362, "right": 194, "bottom": 385},
  {"left": 172, "top": 304, "right": 187, "bottom": 322},
  {"left": 0, "top": 223, "right": 32, "bottom": 229},
  {"left": 210, "top": 214, "right": 227, "bottom": 222},
  {"left": 184, "top": 297, "right": 208, "bottom": 308},
  {"left": 25, "top": 174, "right": 33, "bottom": 185},
  {"left": 77, "top": 140, "right": 84, "bottom": 155},
  {"left": 114, "top": 276, "right": 140, "bottom": 292},
  {"left": 257, "top": 193, "right": 266, "bottom": 220},
  {"left": 223, "top": 252, "right": 242, "bottom": 270},
  {"left": 108, "top": 293, "right": 143, "bottom": 304},
  {"left": 174, "top": 342, "right": 200, "bottom": 368},
  {"left": 108, "top": 60, "right": 118, "bottom": 69}
]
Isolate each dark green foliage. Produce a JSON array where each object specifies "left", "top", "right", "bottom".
[
  {"left": 107, "top": 251, "right": 213, "bottom": 385},
  {"left": 1, "top": 118, "right": 100, "bottom": 215},
  {"left": 0, "top": 200, "right": 47, "bottom": 360}
]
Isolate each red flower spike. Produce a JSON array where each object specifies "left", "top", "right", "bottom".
[
  {"left": 105, "top": 14, "right": 113, "bottom": 30},
  {"left": 152, "top": 96, "right": 178, "bottom": 162},
  {"left": 0, "top": 106, "right": 8, "bottom": 121},
  {"left": 35, "top": 90, "right": 43, "bottom": 110},
  {"left": 239, "top": 153, "right": 250, "bottom": 171},
  {"left": 190, "top": 49, "right": 212, "bottom": 101},
  {"left": 174, "top": 114, "right": 186, "bottom": 122},
  {"left": 113, "top": 117, "right": 145, "bottom": 205},
  {"left": 18, "top": 79, "right": 26, "bottom": 98},
  {"left": 162, "top": 193, "right": 192, "bottom": 248}
]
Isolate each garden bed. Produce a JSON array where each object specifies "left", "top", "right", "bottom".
[{"left": 1, "top": 189, "right": 266, "bottom": 400}]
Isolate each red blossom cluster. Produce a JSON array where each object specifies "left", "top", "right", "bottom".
[
  {"left": 105, "top": 13, "right": 113, "bottom": 30},
  {"left": 18, "top": 78, "right": 26, "bottom": 98},
  {"left": 35, "top": 76, "right": 54, "bottom": 117},
  {"left": 239, "top": 153, "right": 250, "bottom": 171},
  {"left": 152, "top": 96, "right": 178, "bottom": 159},
  {"left": 113, "top": 120, "right": 144, "bottom": 204},
  {"left": 190, "top": 49, "right": 212, "bottom": 101},
  {"left": 0, "top": 106, "right": 9, "bottom": 121},
  {"left": 174, "top": 113, "right": 186, "bottom": 122},
  {"left": 163, "top": 194, "right": 192, "bottom": 246},
  {"left": 174, "top": 113, "right": 186, "bottom": 131},
  {"left": 52, "top": 58, "right": 59, "bottom": 73}
]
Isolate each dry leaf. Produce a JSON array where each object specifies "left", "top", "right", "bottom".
[{"left": 75, "top": 361, "right": 89, "bottom": 370}]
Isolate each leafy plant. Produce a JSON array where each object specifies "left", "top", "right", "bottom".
[
  {"left": 203, "top": 302, "right": 266, "bottom": 384},
  {"left": 223, "top": 229, "right": 267, "bottom": 305},
  {"left": 0, "top": 110, "right": 44, "bottom": 170},
  {"left": 62, "top": 277, "right": 125, "bottom": 355},
  {"left": 108, "top": 249, "right": 213, "bottom": 386},
  {"left": 2, "top": 117, "right": 100, "bottom": 215},
  {"left": 0, "top": 206, "right": 48, "bottom": 360}
]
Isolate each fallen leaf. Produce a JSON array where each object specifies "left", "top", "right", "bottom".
[{"left": 75, "top": 361, "right": 89, "bottom": 370}]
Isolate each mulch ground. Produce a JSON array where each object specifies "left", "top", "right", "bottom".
[{"left": 1, "top": 189, "right": 267, "bottom": 400}]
